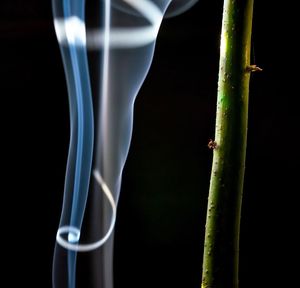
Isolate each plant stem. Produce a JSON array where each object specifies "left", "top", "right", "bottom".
[{"left": 201, "top": 1, "right": 254, "bottom": 287}]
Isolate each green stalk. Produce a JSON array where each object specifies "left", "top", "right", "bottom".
[{"left": 201, "top": 1, "right": 254, "bottom": 287}]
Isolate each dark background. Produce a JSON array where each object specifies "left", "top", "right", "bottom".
[{"left": 1, "top": 1, "right": 297, "bottom": 287}]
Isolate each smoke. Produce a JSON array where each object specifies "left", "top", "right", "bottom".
[{"left": 52, "top": 0, "right": 197, "bottom": 287}]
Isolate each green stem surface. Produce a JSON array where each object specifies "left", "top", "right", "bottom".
[{"left": 202, "top": 1, "right": 254, "bottom": 287}]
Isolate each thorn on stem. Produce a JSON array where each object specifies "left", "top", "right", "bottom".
[
  {"left": 208, "top": 139, "right": 218, "bottom": 150},
  {"left": 246, "top": 65, "right": 263, "bottom": 72}
]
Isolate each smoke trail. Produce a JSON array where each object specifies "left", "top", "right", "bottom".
[
  {"left": 166, "top": 0, "right": 199, "bottom": 17},
  {"left": 52, "top": 0, "right": 198, "bottom": 287}
]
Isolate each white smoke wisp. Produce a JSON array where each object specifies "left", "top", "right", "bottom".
[{"left": 52, "top": 0, "right": 198, "bottom": 287}]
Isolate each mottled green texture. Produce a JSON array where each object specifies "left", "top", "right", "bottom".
[{"left": 201, "top": 0, "right": 254, "bottom": 287}]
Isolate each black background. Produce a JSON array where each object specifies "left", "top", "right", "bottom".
[{"left": 1, "top": 1, "right": 297, "bottom": 287}]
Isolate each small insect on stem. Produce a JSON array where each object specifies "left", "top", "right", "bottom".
[
  {"left": 246, "top": 65, "right": 263, "bottom": 73},
  {"left": 208, "top": 139, "right": 217, "bottom": 150}
]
